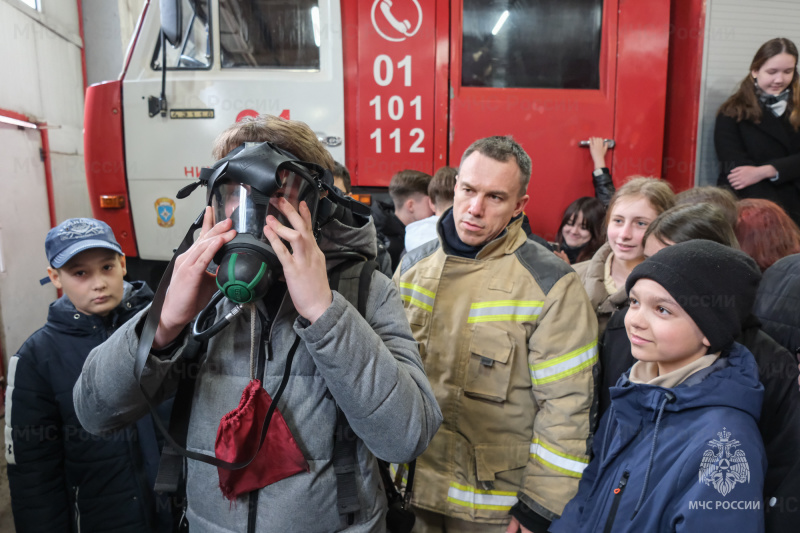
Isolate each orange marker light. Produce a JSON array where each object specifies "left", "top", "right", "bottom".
[{"left": 99, "top": 195, "right": 126, "bottom": 209}]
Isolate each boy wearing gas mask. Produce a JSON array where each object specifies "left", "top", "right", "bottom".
[
  {"left": 6, "top": 218, "right": 173, "bottom": 532},
  {"left": 74, "top": 115, "right": 442, "bottom": 532}
]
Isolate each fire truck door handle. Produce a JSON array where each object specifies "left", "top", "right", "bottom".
[
  {"left": 579, "top": 139, "right": 615, "bottom": 148},
  {"left": 316, "top": 133, "right": 342, "bottom": 147}
]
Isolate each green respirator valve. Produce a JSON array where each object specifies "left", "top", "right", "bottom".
[{"left": 216, "top": 253, "right": 269, "bottom": 304}]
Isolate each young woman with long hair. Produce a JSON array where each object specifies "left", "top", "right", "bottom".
[{"left": 716, "top": 37, "right": 800, "bottom": 227}]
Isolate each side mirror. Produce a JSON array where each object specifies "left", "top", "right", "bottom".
[{"left": 160, "top": 0, "right": 182, "bottom": 47}]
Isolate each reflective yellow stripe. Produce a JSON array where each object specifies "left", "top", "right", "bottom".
[
  {"left": 446, "top": 482, "right": 518, "bottom": 511},
  {"left": 468, "top": 300, "right": 543, "bottom": 323},
  {"left": 398, "top": 282, "right": 435, "bottom": 312},
  {"left": 530, "top": 438, "right": 588, "bottom": 478},
  {"left": 529, "top": 340, "right": 598, "bottom": 385},
  {"left": 398, "top": 282, "right": 435, "bottom": 298}
]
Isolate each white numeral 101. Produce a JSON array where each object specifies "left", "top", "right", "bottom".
[{"left": 369, "top": 95, "right": 422, "bottom": 121}]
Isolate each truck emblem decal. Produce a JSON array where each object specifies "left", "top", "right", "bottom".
[
  {"left": 155, "top": 198, "right": 176, "bottom": 227},
  {"left": 698, "top": 427, "right": 750, "bottom": 496}
]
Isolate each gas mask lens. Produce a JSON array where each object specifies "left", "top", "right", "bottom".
[
  {"left": 266, "top": 170, "right": 320, "bottom": 227},
  {"left": 212, "top": 181, "right": 271, "bottom": 239},
  {"left": 212, "top": 171, "right": 318, "bottom": 236}
]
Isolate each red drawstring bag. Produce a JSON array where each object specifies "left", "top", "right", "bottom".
[{"left": 215, "top": 379, "right": 309, "bottom": 501}]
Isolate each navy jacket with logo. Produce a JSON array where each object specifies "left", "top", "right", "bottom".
[
  {"left": 4, "top": 281, "right": 172, "bottom": 533},
  {"left": 550, "top": 343, "right": 766, "bottom": 533}
]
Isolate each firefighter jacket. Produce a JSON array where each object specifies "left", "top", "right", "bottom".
[{"left": 394, "top": 215, "right": 599, "bottom": 524}]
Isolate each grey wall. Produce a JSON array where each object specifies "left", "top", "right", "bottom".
[
  {"left": 81, "top": 0, "right": 146, "bottom": 85},
  {"left": 0, "top": 0, "right": 86, "bottom": 362},
  {"left": 82, "top": 0, "right": 124, "bottom": 84},
  {"left": 696, "top": 0, "right": 800, "bottom": 186}
]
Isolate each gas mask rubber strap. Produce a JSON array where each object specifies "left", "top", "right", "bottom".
[{"left": 134, "top": 209, "right": 300, "bottom": 470}]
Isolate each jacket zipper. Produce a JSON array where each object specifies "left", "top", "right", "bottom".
[
  {"left": 248, "top": 291, "right": 289, "bottom": 532},
  {"left": 248, "top": 309, "right": 271, "bottom": 533},
  {"left": 602, "top": 470, "right": 629, "bottom": 533},
  {"left": 73, "top": 486, "right": 81, "bottom": 533}
]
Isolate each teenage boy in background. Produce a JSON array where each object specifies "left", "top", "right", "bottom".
[
  {"left": 5, "top": 218, "right": 172, "bottom": 532},
  {"left": 551, "top": 240, "right": 767, "bottom": 532}
]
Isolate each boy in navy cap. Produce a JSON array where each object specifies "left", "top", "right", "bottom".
[
  {"left": 4, "top": 218, "right": 173, "bottom": 532},
  {"left": 551, "top": 240, "right": 767, "bottom": 533}
]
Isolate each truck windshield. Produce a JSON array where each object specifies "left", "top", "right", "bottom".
[
  {"left": 151, "top": 0, "right": 212, "bottom": 70},
  {"left": 219, "top": 0, "right": 321, "bottom": 69}
]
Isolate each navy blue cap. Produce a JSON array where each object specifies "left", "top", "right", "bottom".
[{"left": 45, "top": 218, "right": 123, "bottom": 268}]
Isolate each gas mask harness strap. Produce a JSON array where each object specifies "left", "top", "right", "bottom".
[{"left": 134, "top": 209, "right": 301, "bottom": 470}]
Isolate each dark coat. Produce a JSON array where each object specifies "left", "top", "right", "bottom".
[
  {"left": 599, "top": 308, "right": 800, "bottom": 532},
  {"left": 5, "top": 281, "right": 173, "bottom": 533},
  {"left": 714, "top": 107, "right": 800, "bottom": 226},
  {"left": 552, "top": 343, "right": 766, "bottom": 533},
  {"left": 754, "top": 253, "right": 800, "bottom": 355},
  {"left": 371, "top": 200, "right": 406, "bottom": 271}
]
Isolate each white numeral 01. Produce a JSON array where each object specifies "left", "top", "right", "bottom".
[{"left": 373, "top": 55, "right": 412, "bottom": 87}]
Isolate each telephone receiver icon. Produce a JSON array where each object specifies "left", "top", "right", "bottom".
[{"left": 380, "top": 0, "right": 412, "bottom": 35}]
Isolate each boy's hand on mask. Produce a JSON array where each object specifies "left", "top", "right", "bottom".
[
  {"left": 264, "top": 198, "right": 332, "bottom": 323},
  {"left": 154, "top": 207, "right": 236, "bottom": 348}
]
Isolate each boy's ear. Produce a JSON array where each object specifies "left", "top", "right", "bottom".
[
  {"left": 47, "top": 266, "right": 62, "bottom": 290},
  {"left": 119, "top": 254, "right": 127, "bottom": 277},
  {"left": 702, "top": 336, "right": 711, "bottom": 348}
]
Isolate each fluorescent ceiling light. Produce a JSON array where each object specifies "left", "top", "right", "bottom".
[
  {"left": 312, "top": 6, "right": 321, "bottom": 47},
  {"left": 492, "top": 10, "right": 509, "bottom": 36},
  {"left": 0, "top": 115, "right": 38, "bottom": 129}
]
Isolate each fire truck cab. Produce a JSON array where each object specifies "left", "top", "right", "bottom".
[{"left": 84, "top": 0, "right": 672, "bottom": 275}]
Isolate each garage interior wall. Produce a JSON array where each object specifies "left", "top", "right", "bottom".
[
  {"left": 696, "top": 0, "right": 800, "bottom": 186},
  {"left": 0, "top": 0, "right": 88, "bottom": 364}
]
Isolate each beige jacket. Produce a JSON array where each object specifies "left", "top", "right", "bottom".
[
  {"left": 394, "top": 217, "right": 598, "bottom": 524},
  {"left": 573, "top": 242, "right": 629, "bottom": 335}
]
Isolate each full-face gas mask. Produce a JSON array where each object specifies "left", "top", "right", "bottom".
[
  {"left": 207, "top": 142, "right": 324, "bottom": 303},
  {"left": 173, "top": 141, "right": 369, "bottom": 341}
]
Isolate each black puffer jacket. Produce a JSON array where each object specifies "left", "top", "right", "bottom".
[
  {"left": 5, "top": 281, "right": 172, "bottom": 533},
  {"left": 754, "top": 253, "right": 800, "bottom": 355},
  {"left": 371, "top": 199, "right": 406, "bottom": 271},
  {"left": 599, "top": 308, "right": 800, "bottom": 532}
]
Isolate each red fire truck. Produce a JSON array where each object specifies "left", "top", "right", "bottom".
[{"left": 85, "top": 0, "right": 703, "bottom": 278}]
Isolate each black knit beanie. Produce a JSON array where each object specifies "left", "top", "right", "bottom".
[{"left": 625, "top": 240, "right": 762, "bottom": 353}]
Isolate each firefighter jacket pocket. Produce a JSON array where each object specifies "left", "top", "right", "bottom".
[
  {"left": 465, "top": 325, "right": 513, "bottom": 402},
  {"left": 474, "top": 442, "right": 530, "bottom": 483}
]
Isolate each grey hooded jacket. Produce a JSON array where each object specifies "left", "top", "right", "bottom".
[{"left": 73, "top": 214, "right": 442, "bottom": 533}]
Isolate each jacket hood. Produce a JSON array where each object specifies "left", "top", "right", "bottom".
[
  {"left": 610, "top": 342, "right": 763, "bottom": 428},
  {"left": 47, "top": 280, "right": 153, "bottom": 335},
  {"left": 319, "top": 210, "right": 378, "bottom": 268}
]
